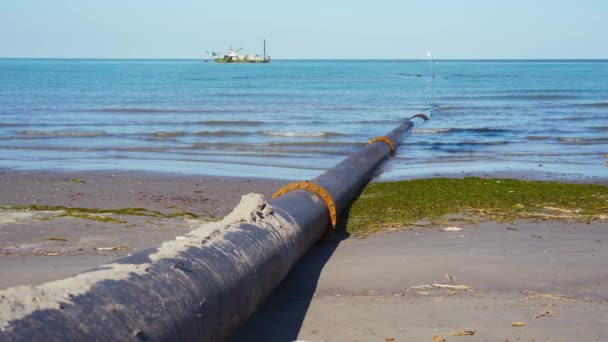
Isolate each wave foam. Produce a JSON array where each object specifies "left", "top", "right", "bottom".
[
  {"left": 150, "top": 131, "right": 187, "bottom": 138},
  {"left": 261, "top": 131, "right": 346, "bottom": 138},
  {"left": 194, "top": 131, "right": 252, "bottom": 137},
  {"left": 199, "top": 120, "right": 265, "bottom": 126}
]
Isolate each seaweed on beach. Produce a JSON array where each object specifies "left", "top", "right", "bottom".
[
  {"left": 346, "top": 178, "right": 608, "bottom": 235},
  {"left": 0, "top": 205, "right": 200, "bottom": 221}
]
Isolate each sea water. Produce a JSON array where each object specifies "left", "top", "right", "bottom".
[{"left": 0, "top": 59, "right": 606, "bottom": 180}]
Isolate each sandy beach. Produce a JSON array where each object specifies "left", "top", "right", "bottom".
[
  {"left": 2, "top": 2, "right": 607, "bottom": 340},
  {"left": 234, "top": 220, "right": 608, "bottom": 342},
  {"left": 1, "top": 170, "right": 606, "bottom": 341},
  {"left": 0, "top": 170, "right": 282, "bottom": 289}
]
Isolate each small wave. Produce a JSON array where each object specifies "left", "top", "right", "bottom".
[
  {"left": 441, "top": 94, "right": 578, "bottom": 101},
  {"left": 487, "top": 89, "right": 571, "bottom": 94},
  {"left": 89, "top": 108, "right": 264, "bottom": 114},
  {"left": 589, "top": 126, "right": 608, "bottom": 131},
  {"left": 414, "top": 128, "right": 453, "bottom": 134},
  {"left": 261, "top": 131, "right": 348, "bottom": 138},
  {"left": 455, "top": 128, "right": 518, "bottom": 134},
  {"left": 413, "top": 128, "right": 517, "bottom": 134},
  {"left": 436, "top": 106, "right": 462, "bottom": 111},
  {"left": 354, "top": 119, "right": 403, "bottom": 124},
  {"left": 187, "top": 141, "right": 363, "bottom": 156},
  {"left": 423, "top": 140, "right": 511, "bottom": 148},
  {"left": 194, "top": 131, "right": 252, "bottom": 137},
  {"left": 15, "top": 130, "right": 107, "bottom": 137},
  {"left": 557, "top": 137, "right": 582, "bottom": 142},
  {"left": 462, "top": 140, "right": 510, "bottom": 146},
  {"left": 266, "top": 141, "right": 364, "bottom": 147},
  {"left": 199, "top": 120, "right": 265, "bottom": 126},
  {"left": 192, "top": 141, "right": 364, "bottom": 149},
  {"left": 318, "top": 106, "right": 374, "bottom": 111},
  {"left": 150, "top": 131, "right": 187, "bottom": 138},
  {"left": 396, "top": 73, "right": 424, "bottom": 77},
  {"left": 557, "top": 137, "right": 608, "bottom": 145},
  {"left": 578, "top": 102, "right": 608, "bottom": 108},
  {"left": 215, "top": 92, "right": 297, "bottom": 98},
  {"left": 527, "top": 136, "right": 551, "bottom": 141},
  {"left": 92, "top": 108, "right": 180, "bottom": 113},
  {"left": 434, "top": 105, "right": 524, "bottom": 112},
  {"left": 545, "top": 115, "right": 608, "bottom": 121},
  {"left": 442, "top": 73, "right": 509, "bottom": 79}
]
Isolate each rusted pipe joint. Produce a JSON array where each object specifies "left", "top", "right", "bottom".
[
  {"left": 367, "top": 136, "right": 397, "bottom": 156},
  {"left": 411, "top": 113, "right": 429, "bottom": 121},
  {"left": 272, "top": 181, "right": 337, "bottom": 228}
]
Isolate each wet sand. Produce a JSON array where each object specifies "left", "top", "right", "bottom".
[{"left": 0, "top": 170, "right": 283, "bottom": 289}]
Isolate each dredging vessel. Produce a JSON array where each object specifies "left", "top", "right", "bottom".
[{"left": 206, "top": 39, "right": 270, "bottom": 63}]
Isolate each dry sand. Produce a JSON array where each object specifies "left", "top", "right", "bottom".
[{"left": 234, "top": 220, "right": 608, "bottom": 341}]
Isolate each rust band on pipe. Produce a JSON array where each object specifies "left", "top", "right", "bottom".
[{"left": 0, "top": 113, "right": 430, "bottom": 341}]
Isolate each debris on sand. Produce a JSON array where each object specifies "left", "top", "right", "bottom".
[
  {"left": 443, "top": 273, "right": 456, "bottom": 283},
  {"left": 433, "top": 336, "right": 447, "bottom": 342},
  {"left": 96, "top": 246, "right": 130, "bottom": 251},
  {"left": 523, "top": 212, "right": 577, "bottom": 219},
  {"left": 449, "top": 330, "right": 475, "bottom": 336},
  {"left": 527, "top": 293, "right": 575, "bottom": 302},
  {"left": 411, "top": 284, "right": 472, "bottom": 291},
  {"left": 543, "top": 206, "right": 579, "bottom": 214},
  {"left": 441, "top": 226, "right": 462, "bottom": 232},
  {"left": 41, "top": 237, "right": 67, "bottom": 242},
  {"left": 532, "top": 310, "right": 554, "bottom": 319},
  {"left": 512, "top": 321, "right": 526, "bottom": 327}
]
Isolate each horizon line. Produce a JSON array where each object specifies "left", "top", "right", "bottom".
[{"left": 1, "top": 57, "right": 607, "bottom": 61}]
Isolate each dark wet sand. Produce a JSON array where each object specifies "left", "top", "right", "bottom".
[
  {"left": 0, "top": 170, "right": 284, "bottom": 289},
  {"left": 0, "top": 169, "right": 284, "bottom": 217}
]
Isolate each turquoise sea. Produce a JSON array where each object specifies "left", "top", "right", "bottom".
[{"left": 0, "top": 59, "right": 606, "bottom": 180}]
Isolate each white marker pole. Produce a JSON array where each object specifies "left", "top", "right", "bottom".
[{"left": 427, "top": 51, "right": 435, "bottom": 79}]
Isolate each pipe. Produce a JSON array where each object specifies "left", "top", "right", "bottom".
[{"left": 0, "top": 113, "right": 430, "bottom": 341}]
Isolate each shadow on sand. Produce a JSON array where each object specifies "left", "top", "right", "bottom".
[{"left": 230, "top": 211, "right": 353, "bottom": 341}]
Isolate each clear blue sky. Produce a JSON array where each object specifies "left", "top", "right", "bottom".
[{"left": 0, "top": 0, "right": 606, "bottom": 59}]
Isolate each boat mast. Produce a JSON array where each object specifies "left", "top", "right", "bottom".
[{"left": 263, "top": 39, "right": 266, "bottom": 60}]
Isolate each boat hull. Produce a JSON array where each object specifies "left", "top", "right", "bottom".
[{"left": 214, "top": 59, "right": 270, "bottom": 64}]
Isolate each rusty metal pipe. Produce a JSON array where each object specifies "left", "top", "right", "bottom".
[{"left": 0, "top": 113, "right": 429, "bottom": 341}]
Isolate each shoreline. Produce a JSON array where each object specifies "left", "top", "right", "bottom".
[
  {"left": 0, "top": 168, "right": 285, "bottom": 216},
  {"left": 0, "top": 169, "right": 284, "bottom": 290},
  {"left": 1, "top": 168, "right": 606, "bottom": 341},
  {"left": 375, "top": 168, "right": 608, "bottom": 184},
  {"left": 3, "top": 165, "right": 607, "bottom": 185},
  {"left": 1, "top": 169, "right": 605, "bottom": 287}
]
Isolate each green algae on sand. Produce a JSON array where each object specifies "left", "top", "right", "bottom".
[
  {"left": 346, "top": 178, "right": 608, "bottom": 235},
  {"left": 0, "top": 205, "right": 204, "bottom": 224},
  {"left": 0, "top": 205, "right": 199, "bottom": 219}
]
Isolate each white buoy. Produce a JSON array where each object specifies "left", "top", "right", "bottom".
[{"left": 427, "top": 51, "right": 435, "bottom": 79}]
